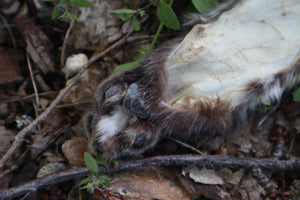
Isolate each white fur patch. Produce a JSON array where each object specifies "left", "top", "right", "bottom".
[
  {"left": 96, "top": 106, "right": 129, "bottom": 142},
  {"left": 166, "top": 0, "right": 300, "bottom": 110}
]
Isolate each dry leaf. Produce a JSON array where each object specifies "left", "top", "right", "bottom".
[
  {"left": 62, "top": 137, "right": 88, "bottom": 165},
  {"left": 99, "top": 168, "right": 190, "bottom": 200},
  {"left": 183, "top": 166, "right": 224, "bottom": 185},
  {"left": 37, "top": 162, "right": 67, "bottom": 178}
]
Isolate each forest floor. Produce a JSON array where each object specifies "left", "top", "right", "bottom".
[{"left": 0, "top": 0, "right": 300, "bottom": 199}]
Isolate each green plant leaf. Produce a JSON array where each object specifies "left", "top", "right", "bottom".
[
  {"left": 79, "top": 177, "right": 92, "bottom": 186},
  {"left": 69, "top": 13, "right": 80, "bottom": 22},
  {"left": 112, "top": 160, "right": 119, "bottom": 167},
  {"left": 99, "top": 176, "right": 111, "bottom": 187},
  {"left": 262, "top": 99, "right": 271, "bottom": 106},
  {"left": 96, "top": 156, "right": 107, "bottom": 165},
  {"left": 70, "top": 0, "right": 94, "bottom": 7},
  {"left": 86, "top": 183, "right": 94, "bottom": 193},
  {"left": 84, "top": 152, "right": 99, "bottom": 175},
  {"left": 293, "top": 87, "right": 300, "bottom": 102},
  {"left": 52, "top": 4, "right": 61, "bottom": 20},
  {"left": 156, "top": 0, "right": 180, "bottom": 30},
  {"left": 192, "top": 0, "right": 218, "bottom": 14},
  {"left": 138, "top": 10, "right": 146, "bottom": 18},
  {"left": 80, "top": 185, "right": 90, "bottom": 190},
  {"left": 111, "top": 9, "right": 137, "bottom": 21},
  {"left": 113, "top": 60, "right": 140, "bottom": 74},
  {"left": 136, "top": 50, "right": 146, "bottom": 57},
  {"left": 132, "top": 17, "right": 140, "bottom": 31}
]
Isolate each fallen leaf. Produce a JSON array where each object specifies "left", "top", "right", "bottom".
[
  {"left": 37, "top": 162, "right": 67, "bottom": 178},
  {"left": 183, "top": 166, "right": 224, "bottom": 185},
  {"left": 62, "top": 137, "right": 88, "bottom": 165},
  {"left": 97, "top": 168, "right": 190, "bottom": 200}
]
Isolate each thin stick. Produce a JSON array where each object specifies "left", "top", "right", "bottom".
[
  {"left": 0, "top": 13, "right": 17, "bottom": 48},
  {"left": 0, "top": 91, "right": 58, "bottom": 103},
  {"left": 26, "top": 54, "right": 40, "bottom": 107},
  {"left": 166, "top": 137, "right": 205, "bottom": 155},
  {"left": 0, "top": 154, "right": 299, "bottom": 199},
  {"left": 35, "top": 100, "right": 93, "bottom": 111},
  {"left": 60, "top": 19, "right": 75, "bottom": 67},
  {"left": 256, "top": 101, "right": 281, "bottom": 129},
  {"left": 0, "top": 29, "right": 134, "bottom": 169}
]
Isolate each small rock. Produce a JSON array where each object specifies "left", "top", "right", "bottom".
[{"left": 63, "top": 53, "right": 88, "bottom": 78}]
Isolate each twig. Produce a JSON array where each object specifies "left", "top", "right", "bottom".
[
  {"left": 32, "top": 0, "right": 42, "bottom": 10},
  {"left": 0, "top": 154, "right": 299, "bottom": 200},
  {"left": 20, "top": 192, "right": 30, "bottom": 200},
  {"left": 0, "top": 91, "right": 58, "bottom": 103},
  {"left": 60, "top": 19, "right": 75, "bottom": 67},
  {"left": 0, "top": 150, "right": 29, "bottom": 179},
  {"left": 27, "top": 53, "right": 41, "bottom": 131},
  {"left": 166, "top": 137, "right": 205, "bottom": 155},
  {"left": 35, "top": 100, "right": 93, "bottom": 111},
  {"left": 0, "top": 29, "right": 134, "bottom": 169},
  {"left": 256, "top": 100, "right": 281, "bottom": 130},
  {"left": 26, "top": 54, "right": 40, "bottom": 107},
  {"left": 252, "top": 167, "right": 276, "bottom": 194},
  {"left": 0, "top": 13, "right": 16, "bottom": 48},
  {"left": 271, "top": 127, "right": 288, "bottom": 159}
]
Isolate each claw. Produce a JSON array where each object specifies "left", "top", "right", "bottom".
[{"left": 123, "top": 83, "right": 149, "bottom": 119}]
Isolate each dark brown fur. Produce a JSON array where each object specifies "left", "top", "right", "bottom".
[
  {"left": 84, "top": 36, "right": 234, "bottom": 158},
  {"left": 83, "top": 0, "right": 300, "bottom": 158}
]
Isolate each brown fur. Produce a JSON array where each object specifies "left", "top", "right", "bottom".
[
  {"left": 84, "top": 36, "right": 234, "bottom": 158},
  {"left": 83, "top": 0, "right": 300, "bottom": 158}
]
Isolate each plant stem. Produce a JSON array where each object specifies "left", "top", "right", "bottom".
[
  {"left": 139, "top": 0, "right": 157, "bottom": 11},
  {"left": 147, "top": 0, "right": 175, "bottom": 53},
  {"left": 147, "top": 22, "right": 164, "bottom": 53}
]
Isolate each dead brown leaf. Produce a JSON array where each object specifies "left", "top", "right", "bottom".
[{"left": 62, "top": 137, "right": 88, "bottom": 165}]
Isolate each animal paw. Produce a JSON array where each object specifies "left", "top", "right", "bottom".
[{"left": 123, "top": 83, "right": 150, "bottom": 119}]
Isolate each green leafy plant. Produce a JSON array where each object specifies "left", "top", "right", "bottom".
[
  {"left": 156, "top": 0, "right": 180, "bottom": 30},
  {"left": 112, "top": 0, "right": 178, "bottom": 74},
  {"left": 111, "top": 9, "right": 146, "bottom": 31},
  {"left": 113, "top": 60, "right": 141, "bottom": 74},
  {"left": 41, "top": 0, "right": 94, "bottom": 22},
  {"left": 293, "top": 87, "right": 300, "bottom": 102},
  {"left": 113, "top": 50, "right": 147, "bottom": 74},
  {"left": 112, "top": 0, "right": 219, "bottom": 73},
  {"left": 192, "top": 0, "right": 218, "bottom": 14},
  {"left": 80, "top": 152, "right": 111, "bottom": 193},
  {"left": 256, "top": 99, "right": 272, "bottom": 114}
]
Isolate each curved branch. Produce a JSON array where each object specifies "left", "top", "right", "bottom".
[{"left": 0, "top": 154, "right": 299, "bottom": 199}]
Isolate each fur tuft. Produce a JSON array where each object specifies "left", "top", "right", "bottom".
[{"left": 83, "top": 0, "right": 300, "bottom": 158}]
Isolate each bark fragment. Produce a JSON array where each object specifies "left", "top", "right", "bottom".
[{"left": 15, "top": 17, "right": 55, "bottom": 74}]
